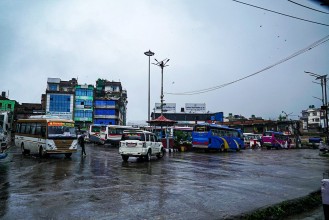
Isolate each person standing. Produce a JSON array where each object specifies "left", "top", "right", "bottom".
[{"left": 78, "top": 133, "right": 86, "bottom": 156}]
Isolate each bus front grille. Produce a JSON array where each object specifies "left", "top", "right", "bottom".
[{"left": 54, "top": 140, "right": 73, "bottom": 149}]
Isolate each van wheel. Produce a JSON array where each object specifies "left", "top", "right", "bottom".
[
  {"left": 156, "top": 148, "right": 164, "bottom": 159},
  {"left": 145, "top": 150, "right": 151, "bottom": 161}
]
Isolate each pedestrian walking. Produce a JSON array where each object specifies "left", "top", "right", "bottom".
[{"left": 78, "top": 133, "right": 86, "bottom": 156}]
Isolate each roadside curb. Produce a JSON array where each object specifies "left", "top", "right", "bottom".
[{"left": 229, "top": 190, "right": 322, "bottom": 220}]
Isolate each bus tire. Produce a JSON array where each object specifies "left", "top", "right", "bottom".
[
  {"left": 122, "top": 155, "right": 129, "bottom": 162},
  {"left": 65, "top": 153, "right": 72, "bottom": 158},
  {"left": 39, "top": 146, "right": 46, "bottom": 158}
]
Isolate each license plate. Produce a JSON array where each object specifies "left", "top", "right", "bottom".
[{"left": 127, "top": 143, "right": 136, "bottom": 147}]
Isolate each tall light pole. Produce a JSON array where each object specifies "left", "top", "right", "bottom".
[
  {"left": 144, "top": 50, "right": 154, "bottom": 122},
  {"left": 153, "top": 58, "right": 170, "bottom": 115}
]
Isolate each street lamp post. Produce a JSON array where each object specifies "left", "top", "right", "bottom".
[
  {"left": 153, "top": 58, "right": 170, "bottom": 115},
  {"left": 144, "top": 50, "right": 155, "bottom": 122}
]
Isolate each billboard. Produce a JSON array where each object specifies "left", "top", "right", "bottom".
[
  {"left": 155, "top": 103, "right": 176, "bottom": 113},
  {"left": 185, "top": 103, "right": 206, "bottom": 113}
]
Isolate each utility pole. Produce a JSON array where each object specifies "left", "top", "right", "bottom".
[{"left": 305, "top": 71, "right": 329, "bottom": 143}]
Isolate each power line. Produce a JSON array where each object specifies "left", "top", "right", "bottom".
[
  {"left": 288, "top": 0, "right": 329, "bottom": 14},
  {"left": 166, "top": 34, "right": 329, "bottom": 96},
  {"left": 232, "top": 0, "right": 329, "bottom": 27}
]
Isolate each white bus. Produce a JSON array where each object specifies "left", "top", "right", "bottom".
[
  {"left": 0, "top": 111, "right": 12, "bottom": 151},
  {"left": 88, "top": 124, "right": 107, "bottom": 137},
  {"left": 100, "top": 125, "right": 139, "bottom": 146},
  {"left": 15, "top": 117, "right": 78, "bottom": 158},
  {"left": 243, "top": 133, "right": 262, "bottom": 148}
]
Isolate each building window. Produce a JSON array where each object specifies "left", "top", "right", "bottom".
[
  {"left": 49, "top": 84, "right": 58, "bottom": 91},
  {"left": 49, "top": 94, "right": 71, "bottom": 112}
]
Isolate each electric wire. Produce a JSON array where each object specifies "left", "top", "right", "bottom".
[
  {"left": 166, "top": 34, "right": 329, "bottom": 96},
  {"left": 232, "top": 0, "right": 329, "bottom": 26},
  {"left": 287, "top": 0, "right": 329, "bottom": 14}
]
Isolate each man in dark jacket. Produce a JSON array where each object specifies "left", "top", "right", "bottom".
[{"left": 78, "top": 133, "right": 86, "bottom": 156}]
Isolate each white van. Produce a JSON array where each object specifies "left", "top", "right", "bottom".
[{"left": 119, "top": 130, "right": 165, "bottom": 162}]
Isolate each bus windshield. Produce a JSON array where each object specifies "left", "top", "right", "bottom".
[
  {"left": 91, "top": 125, "right": 106, "bottom": 133},
  {"left": 48, "top": 122, "right": 77, "bottom": 138}
]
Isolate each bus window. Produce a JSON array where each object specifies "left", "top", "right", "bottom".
[
  {"left": 41, "top": 126, "right": 46, "bottom": 137},
  {"left": 30, "top": 123, "right": 36, "bottom": 135},
  {"left": 21, "top": 123, "right": 27, "bottom": 134},
  {"left": 35, "top": 123, "right": 41, "bottom": 135}
]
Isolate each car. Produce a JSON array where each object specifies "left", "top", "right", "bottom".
[{"left": 119, "top": 130, "right": 165, "bottom": 162}]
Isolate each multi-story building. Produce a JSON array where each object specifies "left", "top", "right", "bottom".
[
  {"left": 93, "top": 79, "right": 127, "bottom": 125},
  {"left": 74, "top": 84, "right": 94, "bottom": 129},
  {"left": 300, "top": 105, "right": 324, "bottom": 132},
  {"left": 15, "top": 103, "right": 44, "bottom": 119},
  {"left": 0, "top": 92, "right": 16, "bottom": 134},
  {"left": 45, "top": 78, "right": 77, "bottom": 120}
]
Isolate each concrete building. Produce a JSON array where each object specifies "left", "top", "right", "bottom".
[
  {"left": 74, "top": 84, "right": 94, "bottom": 129},
  {"left": 94, "top": 79, "right": 127, "bottom": 125},
  {"left": 15, "top": 103, "right": 44, "bottom": 119},
  {"left": 300, "top": 105, "right": 324, "bottom": 132},
  {"left": 45, "top": 78, "right": 77, "bottom": 120}
]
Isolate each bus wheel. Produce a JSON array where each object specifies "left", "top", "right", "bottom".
[
  {"left": 21, "top": 143, "right": 27, "bottom": 155},
  {"left": 122, "top": 155, "right": 129, "bottom": 162},
  {"left": 39, "top": 147, "right": 46, "bottom": 158},
  {"left": 65, "top": 153, "right": 72, "bottom": 158}
]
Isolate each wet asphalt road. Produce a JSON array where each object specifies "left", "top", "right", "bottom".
[{"left": 0, "top": 144, "right": 328, "bottom": 220}]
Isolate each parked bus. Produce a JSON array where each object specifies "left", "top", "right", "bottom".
[
  {"left": 88, "top": 124, "right": 107, "bottom": 137},
  {"left": 192, "top": 123, "right": 244, "bottom": 151},
  {"left": 87, "top": 124, "right": 107, "bottom": 144},
  {"left": 243, "top": 133, "right": 262, "bottom": 148},
  {"left": 0, "top": 111, "right": 12, "bottom": 151},
  {"left": 15, "top": 116, "right": 78, "bottom": 158},
  {"left": 261, "top": 131, "right": 288, "bottom": 149},
  {"left": 100, "top": 125, "right": 139, "bottom": 146}
]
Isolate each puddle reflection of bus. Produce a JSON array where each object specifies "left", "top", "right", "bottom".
[
  {"left": 261, "top": 131, "right": 288, "bottom": 149},
  {"left": 192, "top": 123, "right": 244, "bottom": 152}
]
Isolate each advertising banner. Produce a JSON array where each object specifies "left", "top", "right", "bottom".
[
  {"left": 185, "top": 103, "right": 206, "bottom": 113},
  {"left": 155, "top": 103, "right": 176, "bottom": 113}
]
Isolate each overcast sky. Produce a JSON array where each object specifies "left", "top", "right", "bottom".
[{"left": 1, "top": 0, "right": 329, "bottom": 123}]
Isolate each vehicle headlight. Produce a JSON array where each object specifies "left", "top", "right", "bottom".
[{"left": 47, "top": 140, "right": 56, "bottom": 149}]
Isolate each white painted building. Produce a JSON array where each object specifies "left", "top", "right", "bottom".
[{"left": 301, "top": 105, "right": 325, "bottom": 131}]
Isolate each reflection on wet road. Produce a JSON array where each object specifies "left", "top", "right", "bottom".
[{"left": 0, "top": 144, "right": 328, "bottom": 219}]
